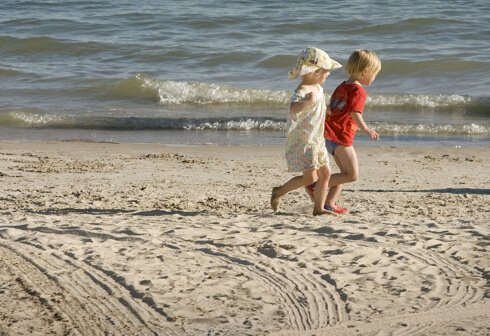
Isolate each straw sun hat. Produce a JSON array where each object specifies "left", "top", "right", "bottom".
[{"left": 288, "top": 47, "right": 342, "bottom": 79}]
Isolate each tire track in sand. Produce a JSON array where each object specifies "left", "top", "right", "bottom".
[
  {"left": 195, "top": 241, "right": 348, "bottom": 331},
  {"left": 394, "top": 246, "right": 485, "bottom": 310},
  {"left": 336, "top": 240, "right": 487, "bottom": 336},
  {"left": 0, "top": 240, "right": 180, "bottom": 336},
  {"left": 268, "top": 301, "right": 490, "bottom": 336}
]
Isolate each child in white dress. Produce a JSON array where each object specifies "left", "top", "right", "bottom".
[{"left": 271, "top": 47, "right": 341, "bottom": 215}]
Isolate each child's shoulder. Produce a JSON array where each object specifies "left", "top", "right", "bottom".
[
  {"left": 294, "top": 83, "right": 319, "bottom": 95},
  {"left": 294, "top": 83, "right": 308, "bottom": 93},
  {"left": 335, "top": 81, "right": 366, "bottom": 95}
]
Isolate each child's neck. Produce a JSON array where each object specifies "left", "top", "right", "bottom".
[
  {"left": 346, "top": 77, "right": 361, "bottom": 86},
  {"left": 301, "top": 77, "right": 321, "bottom": 86},
  {"left": 301, "top": 82, "right": 319, "bottom": 87}
]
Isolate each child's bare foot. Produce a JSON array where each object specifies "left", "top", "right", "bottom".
[{"left": 270, "top": 187, "right": 281, "bottom": 212}]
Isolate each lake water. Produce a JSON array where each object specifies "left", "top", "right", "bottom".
[{"left": 1, "top": 0, "right": 489, "bottom": 146}]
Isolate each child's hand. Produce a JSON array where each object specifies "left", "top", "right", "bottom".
[
  {"left": 289, "top": 90, "right": 316, "bottom": 114},
  {"left": 325, "top": 106, "right": 332, "bottom": 116},
  {"left": 366, "top": 128, "right": 379, "bottom": 141},
  {"left": 350, "top": 112, "right": 379, "bottom": 140},
  {"left": 303, "top": 92, "right": 315, "bottom": 106}
]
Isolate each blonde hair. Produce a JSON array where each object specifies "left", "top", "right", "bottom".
[{"left": 345, "top": 49, "right": 381, "bottom": 79}]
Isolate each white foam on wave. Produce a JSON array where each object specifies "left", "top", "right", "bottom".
[
  {"left": 367, "top": 93, "right": 472, "bottom": 108},
  {"left": 113, "top": 75, "right": 486, "bottom": 114},
  {"left": 183, "top": 118, "right": 286, "bottom": 131},
  {"left": 135, "top": 74, "right": 289, "bottom": 105},
  {"left": 374, "top": 122, "right": 489, "bottom": 135}
]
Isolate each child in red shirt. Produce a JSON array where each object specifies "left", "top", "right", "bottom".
[{"left": 323, "top": 49, "right": 381, "bottom": 213}]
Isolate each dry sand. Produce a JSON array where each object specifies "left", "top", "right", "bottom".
[{"left": 0, "top": 140, "right": 488, "bottom": 335}]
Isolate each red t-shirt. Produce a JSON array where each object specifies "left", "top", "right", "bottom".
[{"left": 324, "top": 81, "right": 366, "bottom": 146}]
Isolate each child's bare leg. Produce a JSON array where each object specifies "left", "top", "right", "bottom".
[
  {"left": 270, "top": 187, "right": 281, "bottom": 211},
  {"left": 325, "top": 146, "right": 358, "bottom": 207},
  {"left": 305, "top": 185, "right": 315, "bottom": 201},
  {"left": 326, "top": 185, "right": 342, "bottom": 207},
  {"left": 312, "top": 165, "right": 331, "bottom": 215},
  {"left": 271, "top": 174, "right": 313, "bottom": 211}
]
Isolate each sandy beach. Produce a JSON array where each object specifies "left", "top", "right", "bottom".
[{"left": 0, "top": 140, "right": 488, "bottom": 335}]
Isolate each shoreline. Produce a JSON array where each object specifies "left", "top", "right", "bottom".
[
  {"left": 0, "top": 140, "right": 489, "bottom": 335},
  {"left": 0, "top": 126, "right": 489, "bottom": 148}
]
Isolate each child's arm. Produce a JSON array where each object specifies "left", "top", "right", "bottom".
[
  {"left": 351, "top": 112, "right": 379, "bottom": 140},
  {"left": 289, "top": 89, "right": 315, "bottom": 114}
]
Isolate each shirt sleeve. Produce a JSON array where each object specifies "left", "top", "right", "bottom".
[{"left": 349, "top": 86, "right": 367, "bottom": 114}]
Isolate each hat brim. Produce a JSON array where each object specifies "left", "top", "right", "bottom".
[
  {"left": 288, "top": 60, "right": 342, "bottom": 79},
  {"left": 329, "top": 59, "right": 342, "bottom": 70}
]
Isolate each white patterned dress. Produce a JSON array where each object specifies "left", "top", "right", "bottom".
[{"left": 285, "top": 84, "right": 329, "bottom": 172}]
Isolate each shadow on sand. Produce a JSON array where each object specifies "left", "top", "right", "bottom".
[
  {"left": 28, "top": 208, "right": 204, "bottom": 217},
  {"left": 352, "top": 188, "right": 490, "bottom": 195}
]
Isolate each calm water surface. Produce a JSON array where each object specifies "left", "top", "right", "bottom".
[{"left": 0, "top": 0, "right": 489, "bottom": 145}]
